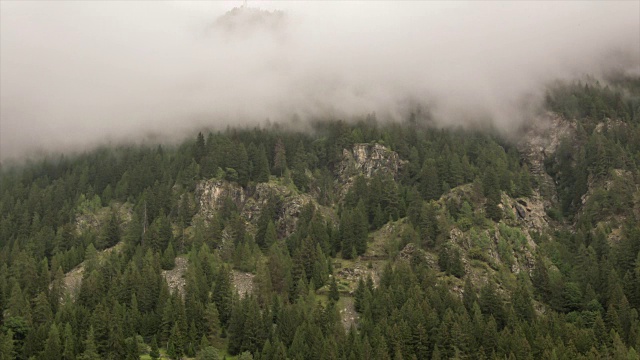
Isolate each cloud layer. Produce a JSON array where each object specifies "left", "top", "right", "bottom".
[{"left": 1, "top": 1, "right": 639, "bottom": 160}]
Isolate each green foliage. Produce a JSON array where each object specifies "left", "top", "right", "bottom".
[
  {"left": 213, "top": 265, "right": 234, "bottom": 328},
  {"left": 196, "top": 346, "right": 220, "bottom": 360},
  {"left": 78, "top": 326, "right": 100, "bottom": 360},
  {"left": 438, "top": 244, "right": 465, "bottom": 278},
  {"left": 328, "top": 276, "right": 340, "bottom": 303},
  {"left": 339, "top": 203, "right": 368, "bottom": 259},
  {"left": 0, "top": 82, "right": 639, "bottom": 360},
  {"left": 483, "top": 171, "right": 502, "bottom": 222},
  {"left": 149, "top": 336, "right": 160, "bottom": 360}
]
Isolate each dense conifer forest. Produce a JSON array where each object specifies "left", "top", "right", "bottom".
[{"left": 1, "top": 77, "right": 640, "bottom": 359}]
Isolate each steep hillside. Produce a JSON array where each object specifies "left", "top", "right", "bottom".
[{"left": 1, "top": 76, "right": 640, "bottom": 359}]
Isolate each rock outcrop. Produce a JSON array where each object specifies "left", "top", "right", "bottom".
[
  {"left": 232, "top": 270, "right": 255, "bottom": 298},
  {"left": 196, "top": 179, "right": 246, "bottom": 216},
  {"left": 336, "top": 143, "right": 405, "bottom": 196},
  {"left": 163, "top": 256, "right": 188, "bottom": 298},
  {"left": 196, "top": 179, "right": 330, "bottom": 238},
  {"left": 507, "top": 193, "right": 550, "bottom": 234},
  {"left": 338, "top": 143, "right": 404, "bottom": 180},
  {"left": 518, "top": 112, "right": 575, "bottom": 201}
]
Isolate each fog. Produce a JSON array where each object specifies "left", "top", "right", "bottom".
[{"left": 1, "top": 1, "right": 639, "bottom": 161}]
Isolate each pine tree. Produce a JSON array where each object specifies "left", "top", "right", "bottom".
[
  {"left": 354, "top": 202, "right": 369, "bottom": 256},
  {"left": 483, "top": 171, "right": 502, "bottom": 222},
  {"left": 264, "top": 221, "right": 278, "bottom": 250},
  {"left": 480, "top": 282, "right": 505, "bottom": 329},
  {"left": 78, "top": 326, "right": 100, "bottom": 360},
  {"left": 420, "top": 201, "right": 440, "bottom": 249},
  {"left": 329, "top": 276, "right": 340, "bottom": 303},
  {"left": 354, "top": 278, "right": 365, "bottom": 313},
  {"left": 234, "top": 143, "right": 250, "bottom": 187},
  {"left": 273, "top": 139, "right": 288, "bottom": 177},
  {"left": 254, "top": 144, "right": 270, "bottom": 183},
  {"left": 161, "top": 241, "right": 176, "bottom": 270},
  {"left": 196, "top": 346, "right": 221, "bottom": 360},
  {"left": 420, "top": 159, "right": 441, "bottom": 201},
  {"left": 0, "top": 330, "right": 15, "bottom": 360},
  {"left": 98, "top": 209, "right": 121, "bottom": 249},
  {"left": 62, "top": 323, "right": 75, "bottom": 360},
  {"left": 43, "top": 323, "right": 62, "bottom": 360},
  {"left": 167, "top": 323, "right": 184, "bottom": 360},
  {"left": 213, "top": 265, "right": 233, "bottom": 327},
  {"left": 512, "top": 273, "right": 535, "bottom": 322},
  {"left": 149, "top": 336, "right": 160, "bottom": 360},
  {"left": 124, "top": 336, "right": 140, "bottom": 360},
  {"left": 463, "top": 277, "right": 477, "bottom": 312},
  {"left": 532, "top": 252, "right": 551, "bottom": 302},
  {"left": 204, "top": 303, "right": 221, "bottom": 342},
  {"left": 195, "top": 132, "right": 206, "bottom": 164},
  {"left": 32, "top": 291, "right": 53, "bottom": 326}
]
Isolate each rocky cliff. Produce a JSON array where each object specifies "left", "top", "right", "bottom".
[
  {"left": 336, "top": 143, "right": 405, "bottom": 196},
  {"left": 518, "top": 112, "right": 575, "bottom": 202},
  {"left": 195, "top": 179, "right": 330, "bottom": 238}
]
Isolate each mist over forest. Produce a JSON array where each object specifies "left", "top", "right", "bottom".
[
  {"left": 1, "top": 1, "right": 639, "bottom": 161},
  {"left": 2, "top": 3, "right": 640, "bottom": 360}
]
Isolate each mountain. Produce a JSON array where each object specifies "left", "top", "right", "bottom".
[
  {"left": 0, "top": 76, "right": 639, "bottom": 359},
  {"left": 212, "top": 6, "right": 287, "bottom": 37}
]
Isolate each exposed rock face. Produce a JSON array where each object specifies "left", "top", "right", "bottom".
[
  {"left": 336, "top": 265, "right": 379, "bottom": 292},
  {"left": 338, "top": 143, "right": 404, "bottom": 180},
  {"left": 196, "top": 179, "right": 246, "bottom": 217},
  {"left": 594, "top": 118, "right": 628, "bottom": 133},
  {"left": 579, "top": 169, "right": 637, "bottom": 244},
  {"left": 580, "top": 169, "right": 633, "bottom": 206},
  {"left": 163, "top": 256, "right": 188, "bottom": 298},
  {"left": 196, "top": 179, "right": 325, "bottom": 238},
  {"left": 244, "top": 182, "right": 314, "bottom": 237},
  {"left": 518, "top": 112, "right": 575, "bottom": 201},
  {"left": 75, "top": 202, "right": 132, "bottom": 236},
  {"left": 63, "top": 266, "right": 83, "bottom": 300},
  {"left": 336, "top": 143, "right": 405, "bottom": 197},
  {"left": 339, "top": 297, "right": 358, "bottom": 330},
  {"left": 508, "top": 193, "right": 549, "bottom": 235},
  {"left": 397, "top": 242, "right": 438, "bottom": 269},
  {"left": 232, "top": 270, "right": 254, "bottom": 298}
]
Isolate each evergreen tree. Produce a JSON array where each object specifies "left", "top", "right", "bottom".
[
  {"left": 62, "top": 323, "right": 75, "bottom": 360},
  {"left": 124, "top": 336, "right": 140, "bottom": 360},
  {"left": 196, "top": 346, "right": 221, "bottom": 360},
  {"left": 167, "top": 323, "right": 184, "bottom": 360},
  {"left": 78, "top": 326, "right": 100, "bottom": 360},
  {"left": 273, "top": 139, "right": 288, "bottom": 177},
  {"left": 420, "top": 201, "right": 440, "bottom": 249},
  {"left": 43, "top": 323, "right": 62, "bottom": 360},
  {"left": 150, "top": 335, "right": 160, "bottom": 360},
  {"left": 195, "top": 132, "right": 206, "bottom": 164},
  {"left": 329, "top": 276, "right": 340, "bottom": 303},
  {"left": 0, "top": 330, "right": 15, "bottom": 360},
  {"left": 98, "top": 209, "right": 121, "bottom": 249},
  {"left": 254, "top": 144, "right": 270, "bottom": 183},
  {"left": 161, "top": 241, "right": 176, "bottom": 270},
  {"left": 483, "top": 171, "right": 502, "bottom": 222},
  {"left": 512, "top": 273, "right": 535, "bottom": 322},
  {"left": 214, "top": 265, "right": 234, "bottom": 328},
  {"left": 204, "top": 303, "right": 221, "bottom": 343}
]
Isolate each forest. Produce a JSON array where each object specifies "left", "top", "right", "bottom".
[{"left": 0, "top": 76, "right": 640, "bottom": 360}]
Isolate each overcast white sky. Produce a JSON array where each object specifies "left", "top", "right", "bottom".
[{"left": 1, "top": 1, "right": 639, "bottom": 161}]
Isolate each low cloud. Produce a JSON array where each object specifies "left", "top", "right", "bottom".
[{"left": 1, "top": 1, "right": 638, "bottom": 160}]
